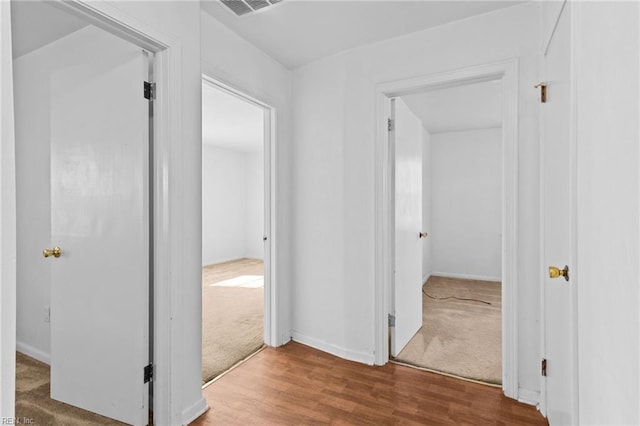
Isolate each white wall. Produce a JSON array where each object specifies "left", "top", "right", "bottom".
[
  {"left": 201, "top": 10, "right": 293, "bottom": 345},
  {"left": 13, "top": 27, "right": 56, "bottom": 364},
  {"left": 245, "top": 151, "right": 264, "bottom": 259},
  {"left": 202, "top": 145, "right": 263, "bottom": 265},
  {"left": 430, "top": 128, "right": 502, "bottom": 281},
  {"left": 422, "top": 128, "right": 432, "bottom": 282},
  {"left": 291, "top": 2, "right": 540, "bottom": 396},
  {"left": 574, "top": 2, "right": 639, "bottom": 423}
]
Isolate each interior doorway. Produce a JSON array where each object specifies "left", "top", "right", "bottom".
[
  {"left": 374, "top": 60, "right": 519, "bottom": 397},
  {"left": 12, "top": 1, "right": 154, "bottom": 424},
  {"left": 390, "top": 82, "right": 503, "bottom": 385},
  {"left": 201, "top": 77, "right": 274, "bottom": 385}
]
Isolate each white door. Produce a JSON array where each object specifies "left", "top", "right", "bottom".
[
  {"left": 391, "top": 98, "right": 423, "bottom": 357},
  {"left": 541, "top": 2, "right": 576, "bottom": 423},
  {"left": 48, "top": 26, "right": 149, "bottom": 426}
]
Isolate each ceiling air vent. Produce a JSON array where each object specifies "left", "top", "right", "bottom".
[{"left": 220, "top": 0, "right": 282, "bottom": 16}]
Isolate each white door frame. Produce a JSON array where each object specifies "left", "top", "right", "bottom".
[
  {"left": 373, "top": 59, "right": 520, "bottom": 399},
  {"left": 0, "top": 1, "right": 188, "bottom": 423},
  {"left": 201, "top": 74, "right": 279, "bottom": 347},
  {"left": 538, "top": 0, "right": 579, "bottom": 418}
]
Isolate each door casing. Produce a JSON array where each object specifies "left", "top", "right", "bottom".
[
  {"left": 201, "top": 74, "right": 279, "bottom": 348},
  {"left": 538, "top": 0, "right": 579, "bottom": 420},
  {"left": 373, "top": 59, "right": 520, "bottom": 399}
]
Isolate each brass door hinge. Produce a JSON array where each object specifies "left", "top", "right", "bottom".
[{"left": 535, "top": 82, "right": 547, "bottom": 103}]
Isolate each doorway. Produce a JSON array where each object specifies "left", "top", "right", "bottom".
[
  {"left": 201, "top": 77, "right": 275, "bottom": 385},
  {"left": 12, "top": 1, "right": 153, "bottom": 424},
  {"left": 374, "top": 60, "right": 519, "bottom": 397},
  {"left": 390, "top": 82, "right": 503, "bottom": 385}
]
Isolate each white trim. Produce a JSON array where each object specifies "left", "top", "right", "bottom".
[
  {"left": 16, "top": 342, "right": 50, "bottom": 366},
  {"left": 422, "top": 273, "right": 431, "bottom": 284},
  {"left": 568, "top": 2, "right": 580, "bottom": 422},
  {"left": 538, "top": 17, "right": 549, "bottom": 417},
  {"left": 0, "top": 0, "right": 17, "bottom": 418},
  {"left": 538, "top": 3, "right": 581, "bottom": 420},
  {"left": 181, "top": 397, "right": 208, "bottom": 426},
  {"left": 518, "top": 388, "right": 540, "bottom": 406},
  {"left": 201, "top": 74, "right": 279, "bottom": 348},
  {"left": 291, "top": 332, "right": 375, "bottom": 365},
  {"left": 201, "top": 256, "right": 260, "bottom": 267},
  {"left": 430, "top": 272, "right": 502, "bottom": 283},
  {"left": 373, "top": 59, "right": 520, "bottom": 401}
]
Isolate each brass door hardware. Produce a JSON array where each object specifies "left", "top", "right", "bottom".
[
  {"left": 419, "top": 232, "right": 428, "bottom": 238},
  {"left": 43, "top": 246, "right": 62, "bottom": 258},
  {"left": 535, "top": 82, "right": 547, "bottom": 103},
  {"left": 548, "top": 265, "right": 569, "bottom": 281}
]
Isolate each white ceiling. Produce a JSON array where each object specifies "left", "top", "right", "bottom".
[
  {"left": 11, "top": 1, "right": 89, "bottom": 59},
  {"left": 202, "top": 83, "right": 264, "bottom": 152},
  {"left": 401, "top": 80, "right": 501, "bottom": 134},
  {"left": 201, "top": 0, "right": 524, "bottom": 69}
]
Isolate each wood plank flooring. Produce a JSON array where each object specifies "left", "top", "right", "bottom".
[{"left": 192, "top": 341, "right": 548, "bottom": 425}]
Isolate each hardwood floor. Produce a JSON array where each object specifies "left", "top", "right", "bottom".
[{"left": 192, "top": 341, "right": 547, "bottom": 425}]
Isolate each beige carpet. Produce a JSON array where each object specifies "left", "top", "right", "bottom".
[
  {"left": 395, "top": 276, "right": 502, "bottom": 384},
  {"left": 202, "top": 258, "right": 264, "bottom": 384},
  {"left": 15, "top": 352, "right": 126, "bottom": 425}
]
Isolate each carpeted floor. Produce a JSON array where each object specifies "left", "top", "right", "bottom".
[
  {"left": 395, "top": 276, "right": 502, "bottom": 384},
  {"left": 202, "top": 258, "right": 264, "bottom": 384},
  {"left": 15, "top": 352, "right": 126, "bottom": 425}
]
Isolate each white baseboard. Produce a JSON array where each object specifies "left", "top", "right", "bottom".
[
  {"left": 201, "top": 256, "right": 243, "bottom": 267},
  {"left": 202, "top": 256, "right": 265, "bottom": 267},
  {"left": 181, "top": 397, "right": 208, "bottom": 426},
  {"left": 517, "top": 388, "right": 540, "bottom": 406},
  {"left": 422, "top": 272, "right": 431, "bottom": 284},
  {"left": 16, "top": 341, "right": 50, "bottom": 365},
  {"left": 277, "top": 334, "right": 292, "bottom": 347},
  {"left": 431, "top": 271, "right": 501, "bottom": 282},
  {"left": 291, "top": 332, "right": 375, "bottom": 365}
]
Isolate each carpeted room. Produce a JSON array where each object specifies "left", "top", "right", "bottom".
[
  {"left": 392, "top": 83, "right": 503, "bottom": 385},
  {"left": 201, "top": 80, "right": 267, "bottom": 384}
]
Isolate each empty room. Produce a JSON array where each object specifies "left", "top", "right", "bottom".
[
  {"left": 201, "top": 80, "right": 266, "bottom": 384},
  {"left": 391, "top": 81, "right": 504, "bottom": 386}
]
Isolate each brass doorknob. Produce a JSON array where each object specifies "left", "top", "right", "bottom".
[
  {"left": 549, "top": 265, "right": 569, "bottom": 281},
  {"left": 419, "top": 232, "right": 428, "bottom": 238},
  {"left": 43, "top": 246, "right": 62, "bottom": 258}
]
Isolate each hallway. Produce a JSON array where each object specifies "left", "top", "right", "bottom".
[{"left": 193, "top": 342, "right": 547, "bottom": 425}]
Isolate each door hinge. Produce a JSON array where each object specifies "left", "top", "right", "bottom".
[
  {"left": 387, "top": 118, "right": 394, "bottom": 132},
  {"left": 144, "top": 81, "right": 155, "bottom": 100},
  {"left": 541, "top": 358, "right": 547, "bottom": 377},
  {"left": 534, "top": 82, "right": 547, "bottom": 103},
  {"left": 144, "top": 364, "right": 153, "bottom": 383},
  {"left": 388, "top": 313, "right": 396, "bottom": 327}
]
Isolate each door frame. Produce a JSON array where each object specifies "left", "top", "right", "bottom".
[
  {"left": 538, "top": 0, "right": 579, "bottom": 419},
  {"left": 201, "top": 74, "right": 279, "bottom": 347},
  {"left": 0, "top": 1, "right": 191, "bottom": 423},
  {"left": 373, "top": 59, "right": 520, "bottom": 399}
]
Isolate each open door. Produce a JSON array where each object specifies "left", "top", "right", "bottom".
[
  {"left": 48, "top": 26, "right": 149, "bottom": 425},
  {"left": 541, "top": 2, "right": 576, "bottom": 423},
  {"left": 391, "top": 98, "right": 423, "bottom": 357}
]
